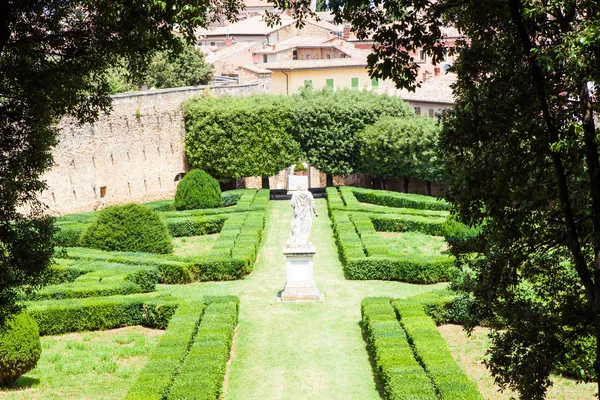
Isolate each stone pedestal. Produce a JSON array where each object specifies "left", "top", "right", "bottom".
[{"left": 280, "top": 246, "right": 323, "bottom": 301}]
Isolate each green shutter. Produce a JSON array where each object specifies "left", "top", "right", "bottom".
[
  {"left": 351, "top": 77, "right": 359, "bottom": 88},
  {"left": 371, "top": 77, "right": 379, "bottom": 88},
  {"left": 326, "top": 78, "right": 334, "bottom": 89}
]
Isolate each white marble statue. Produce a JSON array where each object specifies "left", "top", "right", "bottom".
[{"left": 286, "top": 183, "right": 318, "bottom": 248}]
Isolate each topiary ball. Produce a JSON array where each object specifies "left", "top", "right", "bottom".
[
  {"left": 174, "top": 169, "right": 221, "bottom": 211},
  {"left": 80, "top": 204, "right": 173, "bottom": 254},
  {"left": 0, "top": 313, "right": 41, "bottom": 387}
]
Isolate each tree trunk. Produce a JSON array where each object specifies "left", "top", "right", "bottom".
[
  {"left": 381, "top": 178, "right": 386, "bottom": 190},
  {"left": 326, "top": 174, "right": 333, "bottom": 187},
  {"left": 403, "top": 177, "right": 409, "bottom": 193},
  {"left": 426, "top": 181, "right": 432, "bottom": 196},
  {"left": 261, "top": 176, "right": 270, "bottom": 189}
]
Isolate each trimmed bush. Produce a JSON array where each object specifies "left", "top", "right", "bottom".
[
  {"left": 393, "top": 299, "right": 483, "bottom": 399},
  {"left": 27, "top": 294, "right": 178, "bottom": 335},
  {"left": 165, "top": 215, "right": 227, "bottom": 237},
  {"left": 80, "top": 204, "right": 173, "bottom": 254},
  {"left": 169, "top": 300, "right": 239, "bottom": 400},
  {"left": 174, "top": 169, "right": 222, "bottom": 211},
  {"left": 53, "top": 223, "right": 87, "bottom": 247},
  {"left": 361, "top": 298, "right": 436, "bottom": 399},
  {"left": 0, "top": 313, "right": 41, "bottom": 386},
  {"left": 350, "top": 187, "right": 450, "bottom": 211}
]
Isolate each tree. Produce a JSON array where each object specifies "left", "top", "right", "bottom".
[
  {"left": 279, "top": 0, "right": 600, "bottom": 397},
  {"left": 358, "top": 116, "right": 443, "bottom": 194},
  {"left": 0, "top": 0, "right": 242, "bottom": 326},
  {"left": 291, "top": 88, "right": 413, "bottom": 186},
  {"left": 184, "top": 95, "right": 301, "bottom": 188}
]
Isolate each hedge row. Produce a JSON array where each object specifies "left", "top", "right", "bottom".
[
  {"left": 328, "top": 187, "right": 449, "bottom": 217},
  {"left": 27, "top": 293, "right": 178, "bottom": 335},
  {"left": 361, "top": 297, "right": 482, "bottom": 400},
  {"left": 330, "top": 211, "right": 366, "bottom": 264},
  {"left": 29, "top": 265, "right": 159, "bottom": 301},
  {"left": 165, "top": 214, "right": 227, "bottom": 238},
  {"left": 126, "top": 301, "right": 206, "bottom": 400},
  {"left": 350, "top": 187, "right": 451, "bottom": 211},
  {"left": 361, "top": 297, "right": 437, "bottom": 399},
  {"left": 392, "top": 299, "right": 483, "bottom": 400},
  {"left": 345, "top": 257, "right": 456, "bottom": 283},
  {"left": 169, "top": 299, "right": 239, "bottom": 400},
  {"left": 126, "top": 297, "right": 239, "bottom": 400}
]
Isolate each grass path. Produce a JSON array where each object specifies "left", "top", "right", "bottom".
[{"left": 158, "top": 199, "right": 445, "bottom": 400}]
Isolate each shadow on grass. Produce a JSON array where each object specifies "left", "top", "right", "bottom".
[
  {"left": 2, "top": 376, "right": 40, "bottom": 390},
  {"left": 359, "top": 320, "right": 385, "bottom": 400}
]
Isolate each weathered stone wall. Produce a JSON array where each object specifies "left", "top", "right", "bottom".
[{"left": 41, "top": 84, "right": 263, "bottom": 215}]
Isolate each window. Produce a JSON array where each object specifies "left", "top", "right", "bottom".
[
  {"left": 327, "top": 54, "right": 332, "bottom": 59},
  {"left": 100, "top": 186, "right": 107, "bottom": 198},
  {"left": 326, "top": 79, "right": 334, "bottom": 89},
  {"left": 293, "top": 49, "right": 298, "bottom": 60},
  {"left": 306, "top": 54, "right": 312, "bottom": 60},
  {"left": 429, "top": 109, "right": 435, "bottom": 118},
  {"left": 304, "top": 79, "right": 313, "bottom": 89},
  {"left": 414, "top": 106, "right": 421, "bottom": 116},
  {"left": 418, "top": 49, "right": 427, "bottom": 63},
  {"left": 371, "top": 77, "right": 379, "bottom": 88},
  {"left": 263, "top": 54, "right": 268, "bottom": 63},
  {"left": 351, "top": 77, "right": 359, "bottom": 88}
]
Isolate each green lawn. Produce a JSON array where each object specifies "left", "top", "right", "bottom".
[
  {"left": 172, "top": 233, "right": 219, "bottom": 258},
  {"left": 378, "top": 231, "right": 448, "bottom": 257}
]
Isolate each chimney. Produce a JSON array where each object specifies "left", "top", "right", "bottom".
[
  {"left": 343, "top": 25, "right": 351, "bottom": 39},
  {"left": 422, "top": 72, "right": 427, "bottom": 83},
  {"left": 434, "top": 67, "right": 440, "bottom": 76}
]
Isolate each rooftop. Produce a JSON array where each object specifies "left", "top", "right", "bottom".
[
  {"left": 385, "top": 73, "right": 457, "bottom": 105},
  {"left": 257, "top": 57, "right": 368, "bottom": 71}
]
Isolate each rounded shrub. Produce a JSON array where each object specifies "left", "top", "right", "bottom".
[
  {"left": 80, "top": 204, "right": 173, "bottom": 254},
  {"left": 174, "top": 169, "right": 221, "bottom": 211},
  {"left": 0, "top": 313, "right": 42, "bottom": 387}
]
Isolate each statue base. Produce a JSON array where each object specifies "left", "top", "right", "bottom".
[{"left": 279, "top": 245, "right": 323, "bottom": 302}]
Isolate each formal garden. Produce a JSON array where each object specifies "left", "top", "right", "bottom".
[
  {"left": 1, "top": 89, "right": 598, "bottom": 400},
  {"left": 1, "top": 171, "right": 597, "bottom": 398}
]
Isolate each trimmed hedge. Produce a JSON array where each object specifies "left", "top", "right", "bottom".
[
  {"left": 27, "top": 294, "right": 178, "bottom": 335},
  {"left": 330, "top": 187, "right": 449, "bottom": 217},
  {"left": 169, "top": 299, "right": 239, "bottom": 400},
  {"left": 80, "top": 204, "right": 173, "bottom": 254},
  {"left": 362, "top": 297, "right": 483, "bottom": 400},
  {"left": 126, "top": 301, "right": 205, "bottom": 400},
  {"left": 174, "top": 169, "right": 222, "bottom": 211},
  {"left": 392, "top": 299, "right": 483, "bottom": 400},
  {"left": 361, "top": 298, "right": 436, "bottom": 399},
  {"left": 165, "top": 214, "right": 227, "bottom": 237},
  {"left": 350, "top": 187, "right": 451, "bottom": 211},
  {"left": 126, "top": 297, "right": 239, "bottom": 400},
  {"left": 328, "top": 186, "right": 458, "bottom": 283},
  {"left": 29, "top": 267, "right": 159, "bottom": 301},
  {"left": 346, "top": 257, "right": 456, "bottom": 283},
  {"left": 0, "top": 313, "right": 41, "bottom": 387}
]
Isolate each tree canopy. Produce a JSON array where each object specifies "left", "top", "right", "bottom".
[
  {"left": 108, "top": 40, "right": 214, "bottom": 93},
  {"left": 0, "top": 0, "right": 242, "bottom": 326},
  {"left": 358, "top": 116, "right": 444, "bottom": 191},
  {"left": 291, "top": 88, "right": 413, "bottom": 184},
  {"left": 184, "top": 94, "right": 301, "bottom": 185}
]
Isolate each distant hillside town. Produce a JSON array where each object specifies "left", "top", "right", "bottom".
[{"left": 198, "top": 1, "right": 461, "bottom": 117}]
